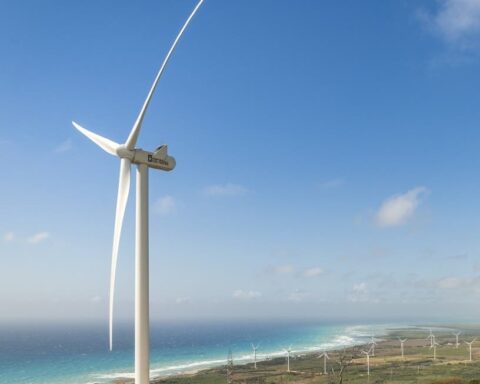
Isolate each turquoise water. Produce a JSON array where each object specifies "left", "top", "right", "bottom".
[{"left": 0, "top": 320, "right": 398, "bottom": 384}]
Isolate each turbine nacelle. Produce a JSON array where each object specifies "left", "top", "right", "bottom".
[{"left": 132, "top": 146, "right": 176, "bottom": 172}]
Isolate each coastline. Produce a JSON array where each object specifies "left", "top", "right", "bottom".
[
  {"left": 142, "top": 324, "right": 480, "bottom": 384},
  {"left": 109, "top": 323, "right": 404, "bottom": 383},
  {"left": 5, "top": 322, "right": 479, "bottom": 384},
  {"left": 147, "top": 334, "right": 391, "bottom": 383},
  {"left": 2, "top": 320, "right": 389, "bottom": 384}
]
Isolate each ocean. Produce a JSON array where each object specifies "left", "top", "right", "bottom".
[{"left": 0, "top": 320, "right": 400, "bottom": 384}]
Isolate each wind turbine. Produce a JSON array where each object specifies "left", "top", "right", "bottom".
[
  {"left": 72, "top": 1, "right": 205, "bottom": 383},
  {"left": 318, "top": 350, "right": 330, "bottom": 375},
  {"left": 431, "top": 340, "right": 439, "bottom": 361},
  {"left": 284, "top": 346, "right": 292, "bottom": 373},
  {"left": 453, "top": 331, "right": 462, "bottom": 349},
  {"left": 426, "top": 330, "right": 435, "bottom": 348},
  {"left": 399, "top": 338, "right": 407, "bottom": 360},
  {"left": 465, "top": 338, "right": 477, "bottom": 362},
  {"left": 361, "top": 348, "right": 372, "bottom": 376},
  {"left": 251, "top": 344, "right": 259, "bottom": 369},
  {"left": 369, "top": 335, "right": 377, "bottom": 357}
]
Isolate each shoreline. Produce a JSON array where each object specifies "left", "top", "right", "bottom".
[
  {"left": 146, "top": 324, "right": 480, "bottom": 384},
  {"left": 148, "top": 336, "right": 391, "bottom": 383},
  {"left": 110, "top": 324, "right": 406, "bottom": 383},
  {"left": 108, "top": 324, "right": 382, "bottom": 383},
  {"left": 102, "top": 323, "right": 480, "bottom": 384}
]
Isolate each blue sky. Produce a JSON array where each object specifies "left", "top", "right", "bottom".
[{"left": 2, "top": 0, "right": 480, "bottom": 323}]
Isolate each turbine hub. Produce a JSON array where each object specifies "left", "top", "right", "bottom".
[{"left": 116, "top": 145, "right": 135, "bottom": 160}]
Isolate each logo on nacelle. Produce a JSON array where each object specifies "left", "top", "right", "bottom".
[{"left": 148, "top": 154, "right": 169, "bottom": 166}]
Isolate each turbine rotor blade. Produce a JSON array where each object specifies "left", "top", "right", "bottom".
[
  {"left": 109, "top": 158, "right": 131, "bottom": 350},
  {"left": 72, "top": 121, "right": 119, "bottom": 156},
  {"left": 124, "top": 0, "right": 205, "bottom": 150}
]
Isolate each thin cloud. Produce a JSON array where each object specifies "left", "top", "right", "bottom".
[
  {"left": 175, "top": 297, "right": 191, "bottom": 304},
  {"left": 54, "top": 139, "right": 73, "bottom": 153},
  {"left": 437, "top": 276, "right": 465, "bottom": 289},
  {"left": 203, "top": 183, "right": 248, "bottom": 197},
  {"left": 347, "top": 282, "right": 379, "bottom": 303},
  {"left": 287, "top": 289, "right": 308, "bottom": 302},
  {"left": 446, "top": 252, "right": 469, "bottom": 261},
  {"left": 233, "top": 290, "right": 261, "bottom": 300},
  {"left": 375, "top": 187, "right": 428, "bottom": 227},
  {"left": 303, "top": 267, "right": 324, "bottom": 278},
  {"left": 27, "top": 232, "right": 50, "bottom": 244},
  {"left": 369, "top": 246, "right": 392, "bottom": 259},
  {"left": 270, "top": 248, "right": 297, "bottom": 259},
  {"left": 436, "top": 276, "right": 480, "bottom": 290},
  {"left": 318, "top": 178, "right": 345, "bottom": 190},
  {"left": 90, "top": 296, "right": 102, "bottom": 303},
  {"left": 3, "top": 232, "right": 14, "bottom": 242},
  {"left": 154, "top": 195, "right": 176, "bottom": 216},
  {"left": 266, "top": 264, "right": 295, "bottom": 276},
  {"left": 418, "top": 0, "right": 480, "bottom": 51}
]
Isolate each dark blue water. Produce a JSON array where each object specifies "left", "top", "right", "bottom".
[{"left": 0, "top": 320, "right": 394, "bottom": 383}]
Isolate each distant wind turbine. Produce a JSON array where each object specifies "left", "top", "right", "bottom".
[
  {"left": 72, "top": 1, "right": 205, "bottom": 383},
  {"left": 369, "top": 335, "right": 378, "bottom": 357},
  {"left": 426, "top": 330, "right": 435, "bottom": 348},
  {"left": 399, "top": 338, "right": 407, "bottom": 360},
  {"left": 453, "top": 332, "right": 462, "bottom": 349},
  {"left": 284, "top": 346, "right": 292, "bottom": 373},
  {"left": 251, "top": 344, "right": 259, "bottom": 369},
  {"left": 465, "top": 338, "right": 477, "bottom": 362},
  {"left": 362, "top": 348, "right": 372, "bottom": 376},
  {"left": 431, "top": 340, "right": 439, "bottom": 361},
  {"left": 318, "top": 350, "right": 330, "bottom": 375}
]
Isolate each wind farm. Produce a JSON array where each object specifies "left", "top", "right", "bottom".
[
  {"left": 4, "top": 1, "right": 480, "bottom": 384},
  {"left": 142, "top": 326, "right": 480, "bottom": 384}
]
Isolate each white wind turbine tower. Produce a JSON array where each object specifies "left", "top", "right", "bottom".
[
  {"left": 72, "top": 1, "right": 205, "bottom": 383},
  {"left": 284, "top": 346, "right": 292, "bottom": 373},
  {"left": 318, "top": 350, "right": 330, "bottom": 375},
  {"left": 362, "top": 348, "right": 372, "bottom": 376},
  {"left": 453, "top": 331, "right": 462, "bottom": 349},
  {"left": 431, "top": 340, "right": 439, "bottom": 361},
  {"left": 426, "top": 330, "right": 435, "bottom": 348},
  {"left": 465, "top": 338, "right": 477, "bottom": 362},
  {"left": 399, "top": 338, "right": 407, "bottom": 360},
  {"left": 251, "top": 344, "right": 259, "bottom": 370},
  {"left": 369, "top": 335, "right": 377, "bottom": 357}
]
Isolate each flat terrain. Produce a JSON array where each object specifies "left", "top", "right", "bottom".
[{"left": 117, "top": 326, "right": 480, "bottom": 384}]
